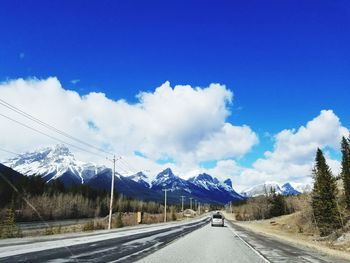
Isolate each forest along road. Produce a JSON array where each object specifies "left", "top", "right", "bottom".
[
  {"left": 0, "top": 216, "right": 210, "bottom": 263},
  {"left": 140, "top": 220, "right": 349, "bottom": 263}
]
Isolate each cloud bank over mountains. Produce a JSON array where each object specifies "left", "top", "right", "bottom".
[
  {"left": 234, "top": 110, "right": 348, "bottom": 190},
  {"left": 0, "top": 77, "right": 348, "bottom": 191}
]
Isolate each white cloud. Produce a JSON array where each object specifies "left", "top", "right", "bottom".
[
  {"left": 2, "top": 78, "right": 347, "bottom": 192},
  {"left": 205, "top": 160, "right": 243, "bottom": 180},
  {"left": 196, "top": 123, "right": 258, "bottom": 160},
  {"left": 0, "top": 77, "right": 258, "bottom": 174},
  {"left": 227, "top": 110, "right": 348, "bottom": 191}
]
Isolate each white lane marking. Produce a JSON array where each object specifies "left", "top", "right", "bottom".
[
  {"left": 0, "top": 217, "right": 210, "bottom": 258},
  {"left": 227, "top": 222, "right": 270, "bottom": 263}
]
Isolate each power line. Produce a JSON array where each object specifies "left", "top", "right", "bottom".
[
  {"left": 119, "top": 157, "right": 138, "bottom": 174},
  {"left": 0, "top": 100, "right": 142, "bottom": 175},
  {"left": 0, "top": 147, "right": 19, "bottom": 156},
  {"left": 0, "top": 98, "right": 113, "bottom": 156},
  {"left": 0, "top": 112, "right": 107, "bottom": 160}
]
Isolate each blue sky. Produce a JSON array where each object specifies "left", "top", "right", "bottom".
[{"left": 0, "top": 1, "right": 349, "bottom": 188}]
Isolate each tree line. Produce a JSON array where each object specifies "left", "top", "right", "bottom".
[
  {"left": 0, "top": 167, "right": 164, "bottom": 223},
  {"left": 233, "top": 135, "right": 350, "bottom": 238},
  {"left": 234, "top": 188, "right": 293, "bottom": 221},
  {"left": 312, "top": 135, "right": 350, "bottom": 236}
]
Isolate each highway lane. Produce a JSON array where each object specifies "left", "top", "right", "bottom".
[
  {"left": 140, "top": 221, "right": 267, "bottom": 263},
  {"left": 140, "top": 220, "right": 350, "bottom": 263},
  {"left": 2, "top": 216, "right": 349, "bottom": 263},
  {"left": 0, "top": 216, "right": 210, "bottom": 263}
]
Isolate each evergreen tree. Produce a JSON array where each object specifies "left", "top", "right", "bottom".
[
  {"left": 312, "top": 148, "right": 341, "bottom": 236},
  {"left": 341, "top": 136, "right": 350, "bottom": 209},
  {"left": 269, "top": 192, "right": 287, "bottom": 218}
]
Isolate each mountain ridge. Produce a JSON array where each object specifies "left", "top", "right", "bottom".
[
  {"left": 241, "top": 181, "right": 312, "bottom": 197},
  {"left": 1, "top": 145, "right": 245, "bottom": 204}
]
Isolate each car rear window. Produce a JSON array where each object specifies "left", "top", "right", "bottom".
[{"left": 213, "top": 214, "right": 222, "bottom": 219}]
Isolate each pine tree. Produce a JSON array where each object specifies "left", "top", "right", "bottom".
[
  {"left": 341, "top": 136, "right": 350, "bottom": 209},
  {"left": 312, "top": 148, "right": 341, "bottom": 236},
  {"left": 269, "top": 192, "right": 287, "bottom": 218}
]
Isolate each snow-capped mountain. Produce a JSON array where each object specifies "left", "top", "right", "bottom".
[
  {"left": 241, "top": 181, "right": 311, "bottom": 197},
  {"left": 1, "top": 145, "right": 245, "bottom": 204},
  {"left": 281, "top": 183, "right": 301, "bottom": 196},
  {"left": 241, "top": 182, "right": 282, "bottom": 197},
  {"left": 127, "top": 172, "right": 151, "bottom": 188},
  {"left": 224, "top": 179, "right": 233, "bottom": 188},
  {"left": 188, "top": 173, "right": 244, "bottom": 201},
  {"left": 188, "top": 173, "right": 220, "bottom": 191},
  {"left": 2, "top": 144, "right": 108, "bottom": 185},
  {"left": 151, "top": 168, "right": 191, "bottom": 193}
]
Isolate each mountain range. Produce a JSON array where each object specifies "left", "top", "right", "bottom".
[
  {"left": 240, "top": 181, "right": 312, "bottom": 197},
  {"left": 1, "top": 145, "right": 310, "bottom": 203},
  {"left": 1, "top": 145, "right": 245, "bottom": 204}
]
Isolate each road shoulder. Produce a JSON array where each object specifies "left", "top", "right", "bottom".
[{"left": 223, "top": 213, "right": 350, "bottom": 262}]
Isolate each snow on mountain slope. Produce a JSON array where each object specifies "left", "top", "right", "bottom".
[
  {"left": 151, "top": 168, "right": 191, "bottom": 192},
  {"left": 188, "top": 174, "right": 244, "bottom": 200},
  {"left": 281, "top": 183, "right": 301, "bottom": 195},
  {"left": 1, "top": 145, "right": 245, "bottom": 203},
  {"left": 2, "top": 144, "right": 108, "bottom": 184},
  {"left": 241, "top": 182, "right": 283, "bottom": 197},
  {"left": 127, "top": 172, "right": 151, "bottom": 188},
  {"left": 188, "top": 173, "right": 219, "bottom": 191},
  {"left": 241, "top": 181, "right": 311, "bottom": 197}
]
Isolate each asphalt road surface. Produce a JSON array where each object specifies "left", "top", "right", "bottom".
[
  {"left": 140, "top": 220, "right": 349, "bottom": 263},
  {"left": 0, "top": 216, "right": 210, "bottom": 263},
  {"left": 1, "top": 217, "right": 349, "bottom": 263}
]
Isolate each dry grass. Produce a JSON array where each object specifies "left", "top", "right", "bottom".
[{"left": 17, "top": 211, "right": 188, "bottom": 238}]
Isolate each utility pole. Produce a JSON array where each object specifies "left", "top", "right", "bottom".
[
  {"left": 194, "top": 199, "right": 197, "bottom": 211},
  {"left": 180, "top": 196, "right": 185, "bottom": 213},
  {"left": 162, "top": 189, "right": 169, "bottom": 222},
  {"left": 198, "top": 202, "right": 201, "bottom": 214},
  {"left": 189, "top": 197, "right": 193, "bottom": 210},
  {"left": 108, "top": 155, "right": 116, "bottom": 230}
]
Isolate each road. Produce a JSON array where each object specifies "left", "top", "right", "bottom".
[
  {"left": 0, "top": 216, "right": 210, "bottom": 262},
  {"left": 0, "top": 217, "right": 349, "bottom": 263},
  {"left": 140, "top": 220, "right": 349, "bottom": 263}
]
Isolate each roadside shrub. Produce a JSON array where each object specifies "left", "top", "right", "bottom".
[
  {"left": 0, "top": 208, "right": 22, "bottom": 238},
  {"left": 44, "top": 227, "right": 54, "bottom": 235},
  {"left": 115, "top": 213, "right": 124, "bottom": 228},
  {"left": 82, "top": 221, "right": 94, "bottom": 232}
]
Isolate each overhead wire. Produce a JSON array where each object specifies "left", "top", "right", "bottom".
[
  {"left": 0, "top": 147, "right": 19, "bottom": 156},
  {"left": 0, "top": 112, "right": 108, "bottom": 160},
  {"left": 119, "top": 157, "right": 139, "bottom": 174},
  {"left": 0, "top": 98, "right": 114, "bottom": 156},
  {"left": 0, "top": 99, "right": 139, "bottom": 175}
]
